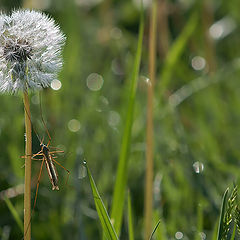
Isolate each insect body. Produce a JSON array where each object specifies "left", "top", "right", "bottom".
[
  {"left": 41, "top": 143, "right": 59, "bottom": 190},
  {"left": 31, "top": 140, "right": 67, "bottom": 195}
]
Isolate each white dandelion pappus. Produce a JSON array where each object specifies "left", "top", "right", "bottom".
[{"left": 0, "top": 9, "right": 66, "bottom": 93}]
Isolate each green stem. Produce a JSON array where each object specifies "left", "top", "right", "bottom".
[{"left": 144, "top": 0, "right": 157, "bottom": 239}]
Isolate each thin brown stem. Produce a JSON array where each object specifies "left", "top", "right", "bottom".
[
  {"left": 158, "top": 0, "right": 169, "bottom": 60},
  {"left": 202, "top": 0, "right": 216, "bottom": 73},
  {"left": 144, "top": 0, "right": 157, "bottom": 239},
  {"left": 23, "top": 91, "right": 32, "bottom": 240}
]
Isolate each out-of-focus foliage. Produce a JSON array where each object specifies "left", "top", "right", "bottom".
[{"left": 1, "top": 0, "right": 240, "bottom": 239}]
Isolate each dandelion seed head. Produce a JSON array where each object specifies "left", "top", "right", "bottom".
[{"left": 0, "top": 9, "right": 66, "bottom": 93}]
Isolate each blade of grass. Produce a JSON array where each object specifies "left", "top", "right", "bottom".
[
  {"left": 128, "top": 191, "right": 134, "bottom": 240},
  {"left": 230, "top": 223, "right": 236, "bottom": 240},
  {"left": 4, "top": 197, "right": 23, "bottom": 233},
  {"left": 86, "top": 163, "right": 119, "bottom": 240},
  {"left": 158, "top": 11, "right": 198, "bottom": 97},
  {"left": 217, "top": 188, "right": 229, "bottom": 240},
  {"left": 211, "top": 220, "right": 219, "bottom": 240},
  {"left": 144, "top": 0, "right": 157, "bottom": 238},
  {"left": 149, "top": 219, "right": 161, "bottom": 240},
  {"left": 153, "top": 210, "right": 167, "bottom": 240},
  {"left": 110, "top": 4, "right": 144, "bottom": 236},
  {"left": 195, "top": 203, "right": 203, "bottom": 240}
]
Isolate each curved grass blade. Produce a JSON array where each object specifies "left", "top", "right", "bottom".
[
  {"left": 4, "top": 196, "right": 23, "bottom": 233},
  {"left": 110, "top": 3, "right": 144, "bottom": 236},
  {"left": 128, "top": 191, "right": 134, "bottom": 240},
  {"left": 86, "top": 163, "right": 119, "bottom": 240},
  {"left": 217, "top": 188, "right": 229, "bottom": 240},
  {"left": 149, "top": 219, "right": 161, "bottom": 240},
  {"left": 158, "top": 11, "right": 198, "bottom": 97}
]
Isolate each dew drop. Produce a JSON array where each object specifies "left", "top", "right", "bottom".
[
  {"left": 209, "top": 17, "right": 236, "bottom": 40},
  {"left": 199, "top": 232, "right": 206, "bottom": 240},
  {"left": 191, "top": 56, "right": 206, "bottom": 71},
  {"left": 111, "top": 59, "right": 124, "bottom": 75},
  {"left": 68, "top": 119, "right": 81, "bottom": 132},
  {"left": 86, "top": 73, "right": 104, "bottom": 91},
  {"left": 193, "top": 161, "right": 204, "bottom": 174},
  {"left": 110, "top": 27, "right": 122, "bottom": 40},
  {"left": 78, "top": 164, "right": 87, "bottom": 179},
  {"left": 108, "top": 111, "right": 120, "bottom": 127},
  {"left": 76, "top": 146, "right": 84, "bottom": 155},
  {"left": 51, "top": 79, "right": 62, "bottom": 91},
  {"left": 175, "top": 231, "right": 183, "bottom": 239}
]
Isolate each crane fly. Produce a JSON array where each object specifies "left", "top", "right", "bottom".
[
  {"left": 31, "top": 135, "right": 69, "bottom": 203},
  {"left": 26, "top": 110, "right": 69, "bottom": 208},
  {"left": 40, "top": 142, "right": 59, "bottom": 190}
]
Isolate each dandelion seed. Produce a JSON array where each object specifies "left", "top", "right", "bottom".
[{"left": 0, "top": 9, "right": 66, "bottom": 93}]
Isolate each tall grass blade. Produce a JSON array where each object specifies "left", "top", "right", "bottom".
[
  {"left": 149, "top": 219, "right": 161, "bottom": 240},
  {"left": 4, "top": 197, "right": 23, "bottom": 233},
  {"left": 127, "top": 191, "right": 135, "bottom": 240},
  {"left": 110, "top": 4, "right": 144, "bottom": 236},
  {"left": 230, "top": 223, "right": 236, "bottom": 240},
  {"left": 159, "top": 11, "right": 198, "bottom": 97},
  {"left": 217, "top": 188, "right": 229, "bottom": 240},
  {"left": 194, "top": 203, "right": 203, "bottom": 240},
  {"left": 86, "top": 163, "right": 119, "bottom": 240},
  {"left": 145, "top": 0, "right": 157, "bottom": 238}
]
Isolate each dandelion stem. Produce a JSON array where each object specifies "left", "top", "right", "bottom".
[{"left": 23, "top": 91, "right": 32, "bottom": 240}]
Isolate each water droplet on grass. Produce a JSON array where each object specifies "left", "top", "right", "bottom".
[
  {"left": 86, "top": 73, "right": 104, "bottom": 91},
  {"left": 175, "top": 231, "right": 183, "bottom": 239},
  {"left": 191, "top": 56, "right": 206, "bottom": 71},
  {"left": 78, "top": 164, "right": 87, "bottom": 179},
  {"left": 193, "top": 161, "right": 204, "bottom": 174},
  {"left": 51, "top": 79, "right": 62, "bottom": 90},
  {"left": 108, "top": 111, "right": 120, "bottom": 127},
  {"left": 68, "top": 119, "right": 81, "bottom": 132}
]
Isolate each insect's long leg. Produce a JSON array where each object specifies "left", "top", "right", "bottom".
[
  {"left": 32, "top": 151, "right": 43, "bottom": 158},
  {"left": 51, "top": 158, "right": 70, "bottom": 174},
  {"left": 33, "top": 159, "right": 44, "bottom": 211},
  {"left": 49, "top": 146, "right": 64, "bottom": 151},
  {"left": 51, "top": 158, "right": 70, "bottom": 185},
  {"left": 21, "top": 151, "right": 43, "bottom": 159},
  {"left": 24, "top": 158, "right": 44, "bottom": 239},
  {"left": 49, "top": 150, "right": 64, "bottom": 154}
]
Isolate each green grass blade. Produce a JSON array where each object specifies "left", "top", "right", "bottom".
[
  {"left": 217, "top": 188, "right": 229, "bottom": 240},
  {"left": 4, "top": 196, "right": 23, "bottom": 233},
  {"left": 230, "top": 223, "right": 236, "bottom": 240},
  {"left": 149, "top": 219, "right": 161, "bottom": 240},
  {"left": 110, "top": 4, "right": 144, "bottom": 236},
  {"left": 194, "top": 203, "right": 203, "bottom": 240},
  {"left": 127, "top": 191, "right": 135, "bottom": 240},
  {"left": 86, "top": 163, "right": 119, "bottom": 240},
  {"left": 159, "top": 11, "right": 198, "bottom": 97}
]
